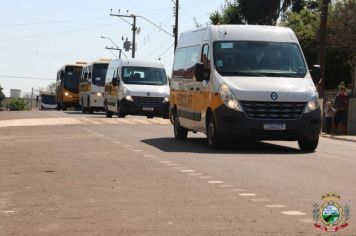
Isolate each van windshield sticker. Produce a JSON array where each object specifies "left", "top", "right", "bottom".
[{"left": 220, "top": 43, "right": 233, "bottom": 49}]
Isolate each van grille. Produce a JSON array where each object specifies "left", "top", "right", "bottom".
[
  {"left": 241, "top": 101, "right": 306, "bottom": 120},
  {"left": 132, "top": 96, "right": 163, "bottom": 107}
]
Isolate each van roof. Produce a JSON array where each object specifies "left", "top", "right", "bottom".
[
  {"left": 177, "top": 25, "right": 299, "bottom": 48},
  {"left": 109, "top": 58, "right": 165, "bottom": 69},
  {"left": 82, "top": 60, "right": 110, "bottom": 68}
]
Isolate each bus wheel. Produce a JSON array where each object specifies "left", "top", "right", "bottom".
[
  {"left": 104, "top": 101, "right": 113, "bottom": 118},
  {"left": 117, "top": 103, "right": 126, "bottom": 118},
  {"left": 173, "top": 111, "right": 188, "bottom": 140},
  {"left": 81, "top": 99, "right": 86, "bottom": 113},
  {"left": 207, "top": 113, "right": 221, "bottom": 149},
  {"left": 61, "top": 104, "right": 67, "bottom": 111},
  {"left": 298, "top": 137, "right": 319, "bottom": 152}
]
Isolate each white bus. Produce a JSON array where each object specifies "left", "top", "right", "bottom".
[
  {"left": 37, "top": 92, "right": 57, "bottom": 110},
  {"left": 79, "top": 60, "right": 110, "bottom": 113}
]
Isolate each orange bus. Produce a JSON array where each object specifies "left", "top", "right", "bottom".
[{"left": 56, "top": 62, "right": 86, "bottom": 110}]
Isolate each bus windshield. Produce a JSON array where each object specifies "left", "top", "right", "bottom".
[
  {"left": 213, "top": 41, "right": 307, "bottom": 78},
  {"left": 41, "top": 95, "right": 56, "bottom": 105},
  {"left": 64, "top": 66, "right": 82, "bottom": 92},
  {"left": 122, "top": 67, "right": 167, "bottom": 85},
  {"left": 92, "top": 63, "right": 108, "bottom": 87}
]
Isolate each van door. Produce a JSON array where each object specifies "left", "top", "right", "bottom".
[
  {"left": 195, "top": 43, "right": 211, "bottom": 131},
  {"left": 175, "top": 46, "right": 200, "bottom": 130}
]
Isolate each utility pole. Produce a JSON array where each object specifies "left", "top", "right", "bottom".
[
  {"left": 132, "top": 15, "right": 137, "bottom": 58},
  {"left": 30, "top": 87, "right": 34, "bottom": 110},
  {"left": 317, "top": 0, "right": 330, "bottom": 99},
  {"left": 110, "top": 13, "right": 137, "bottom": 58},
  {"left": 173, "top": 0, "right": 179, "bottom": 51}
]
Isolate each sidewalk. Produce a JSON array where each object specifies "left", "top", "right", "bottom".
[{"left": 321, "top": 133, "right": 356, "bottom": 143}]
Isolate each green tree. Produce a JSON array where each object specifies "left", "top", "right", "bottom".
[
  {"left": 46, "top": 82, "right": 57, "bottom": 94},
  {"left": 282, "top": 8, "right": 320, "bottom": 69},
  {"left": 210, "top": 0, "right": 296, "bottom": 25},
  {"left": 282, "top": 0, "right": 355, "bottom": 89},
  {"left": 0, "top": 84, "right": 5, "bottom": 108}
]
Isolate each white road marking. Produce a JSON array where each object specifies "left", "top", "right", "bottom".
[
  {"left": 144, "top": 154, "right": 155, "bottom": 158},
  {"left": 199, "top": 176, "right": 211, "bottom": 179},
  {"left": 130, "top": 118, "right": 151, "bottom": 125},
  {"left": 117, "top": 119, "right": 136, "bottom": 125},
  {"left": 298, "top": 218, "right": 314, "bottom": 224},
  {"left": 180, "top": 170, "right": 195, "bottom": 173},
  {"left": 167, "top": 163, "right": 179, "bottom": 166},
  {"left": 229, "top": 189, "right": 245, "bottom": 192},
  {"left": 122, "top": 145, "right": 131, "bottom": 147},
  {"left": 266, "top": 204, "right": 287, "bottom": 208},
  {"left": 219, "top": 185, "right": 234, "bottom": 188},
  {"left": 250, "top": 198, "right": 269, "bottom": 202},
  {"left": 132, "top": 149, "right": 142, "bottom": 152},
  {"left": 239, "top": 193, "right": 256, "bottom": 197},
  {"left": 174, "top": 166, "right": 188, "bottom": 170},
  {"left": 189, "top": 173, "right": 203, "bottom": 176},
  {"left": 208, "top": 181, "right": 224, "bottom": 184},
  {"left": 160, "top": 161, "right": 171, "bottom": 164},
  {"left": 281, "top": 211, "right": 306, "bottom": 216}
]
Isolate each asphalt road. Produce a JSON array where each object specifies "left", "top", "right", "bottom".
[{"left": 0, "top": 110, "right": 355, "bottom": 235}]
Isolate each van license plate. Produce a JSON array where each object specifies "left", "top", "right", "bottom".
[
  {"left": 263, "top": 123, "right": 286, "bottom": 130},
  {"left": 143, "top": 107, "right": 154, "bottom": 111}
]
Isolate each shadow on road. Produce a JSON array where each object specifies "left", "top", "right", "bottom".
[{"left": 141, "top": 137, "right": 302, "bottom": 155}]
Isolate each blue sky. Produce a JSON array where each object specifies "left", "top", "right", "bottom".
[{"left": 0, "top": 0, "right": 223, "bottom": 97}]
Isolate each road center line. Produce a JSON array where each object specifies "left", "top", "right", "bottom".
[
  {"left": 281, "top": 211, "right": 306, "bottom": 216},
  {"left": 266, "top": 204, "right": 287, "bottom": 208},
  {"left": 239, "top": 193, "right": 256, "bottom": 197}
]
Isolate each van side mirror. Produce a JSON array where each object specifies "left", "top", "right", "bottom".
[
  {"left": 311, "top": 65, "right": 321, "bottom": 84},
  {"left": 194, "top": 63, "right": 205, "bottom": 82},
  {"left": 112, "top": 77, "right": 117, "bottom": 86}
]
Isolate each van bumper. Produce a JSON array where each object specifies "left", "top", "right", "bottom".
[
  {"left": 120, "top": 98, "right": 169, "bottom": 118},
  {"left": 213, "top": 105, "right": 321, "bottom": 141}
]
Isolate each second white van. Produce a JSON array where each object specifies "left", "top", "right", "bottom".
[{"left": 104, "top": 58, "right": 170, "bottom": 118}]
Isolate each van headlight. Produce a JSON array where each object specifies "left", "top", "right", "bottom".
[
  {"left": 125, "top": 95, "right": 133, "bottom": 102},
  {"left": 219, "top": 83, "right": 242, "bottom": 112},
  {"left": 163, "top": 97, "right": 169, "bottom": 103},
  {"left": 122, "top": 87, "right": 129, "bottom": 95},
  {"left": 64, "top": 92, "right": 69, "bottom": 96},
  {"left": 304, "top": 96, "right": 319, "bottom": 113},
  {"left": 96, "top": 92, "right": 102, "bottom": 97}
]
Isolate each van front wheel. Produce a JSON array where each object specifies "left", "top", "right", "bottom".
[
  {"left": 173, "top": 112, "right": 188, "bottom": 140},
  {"left": 117, "top": 102, "right": 126, "bottom": 118},
  {"left": 298, "top": 137, "right": 319, "bottom": 152},
  {"left": 207, "top": 114, "right": 221, "bottom": 149}
]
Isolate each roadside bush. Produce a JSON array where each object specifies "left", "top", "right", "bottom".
[{"left": 6, "top": 98, "right": 29, "bottom": 111}]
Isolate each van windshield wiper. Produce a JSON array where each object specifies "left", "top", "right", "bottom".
[
  {"left": 258, "top": 72, "right": 301, "bottom": 77},
  {"left": 218, "top": 71, "right": 266, "bottom": 77}
]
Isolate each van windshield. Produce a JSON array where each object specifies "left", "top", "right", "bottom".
[
  {"left": 121, "top": 67, "right": 167, "bottom": 85},
  {"left": 213, "top": 41, "right": 307, "bottom": 78}
]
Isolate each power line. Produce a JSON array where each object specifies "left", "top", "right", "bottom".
[
  {"left": 0, "top": 75, "right": 54, "bottom": 81},
  {"left": 0, "top": 22, "right": 119, "bottom": 42},
  {"left": 0, "top": 16, "right": 108, "bottom": 27}
]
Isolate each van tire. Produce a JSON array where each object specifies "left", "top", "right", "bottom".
[
  {"left": 298, "top": 137, "right": 319, "bottom": 152},
  {"left": 173, "top": 111, "right": 188, "bottom": 140},
  {"left": 117, "top": 102, "right": 126, "bottom": 118},
  {"left": 207, "top": 114, "right": 221, "bottom": 149},
  {"left": 105, "top": 103, "right": 113, "bottom": 118}
]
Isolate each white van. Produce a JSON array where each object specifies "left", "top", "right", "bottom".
[
  {"left": 170, "top": 25, "right": 322, "bottom": 152},
  {"left": 104, "top": 58, "right": 169, "bottom": 118}
]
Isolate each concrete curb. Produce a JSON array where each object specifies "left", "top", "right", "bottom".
[{"left": 321, "top": 134, "right": 356, "bottom": 143}]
